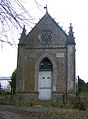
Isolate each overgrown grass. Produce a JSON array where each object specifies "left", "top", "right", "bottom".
[
  {"left": 60, "top": 104, "right": 76, "bottom": 109},
  {"left": 47, "top": 111, "right": 66, "bottom": 115},
  {"left": 0, "top": 93, "right": 88, "bottom": 111}
]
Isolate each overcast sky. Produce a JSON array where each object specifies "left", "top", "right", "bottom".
[{"left": 0, "top": 0, "right": 88, "bottom": 82}]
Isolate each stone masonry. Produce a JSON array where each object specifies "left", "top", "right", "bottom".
[{"left": 16, "top": 12, "right": 76, "bottom": 104}]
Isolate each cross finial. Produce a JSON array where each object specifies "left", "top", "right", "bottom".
[{"left": 44, "top": 5, "right": 48, "bottom": 13}]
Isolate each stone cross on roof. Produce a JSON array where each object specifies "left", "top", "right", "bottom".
[{"left": 44, "top": 5, "right": 48, "bottom": 13}]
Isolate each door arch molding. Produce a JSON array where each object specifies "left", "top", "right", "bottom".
[{"left": 35, "top": 53, "right": 57, "bottom": 92}]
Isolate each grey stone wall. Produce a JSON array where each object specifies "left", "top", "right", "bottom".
[
  {"left": 16, "top": 46, "right": 67, "bottom": 93},
  {"left": 67, "top": 45, "right": 76, "bottom": 93}
]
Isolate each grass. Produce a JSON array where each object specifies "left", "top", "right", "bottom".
[{"left": 60, "top": 104, "right": 76, "bottom": 109}]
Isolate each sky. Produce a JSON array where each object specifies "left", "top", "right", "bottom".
[{"left": 0, "top": 0, "right": 88, "bottom": 82}]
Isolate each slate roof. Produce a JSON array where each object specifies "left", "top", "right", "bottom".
[
  {"left": 26, "top": 12, "right": 68, "bottom": 37},
  {"left": 20, "top": 12, "right": 75, "bottom": 45}
]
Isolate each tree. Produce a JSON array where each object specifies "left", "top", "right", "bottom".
[
  {"left": 78, "top": 76, "right": 88, "bottom": 94},
  {"left": 9, "top": 69, "right": 16, "bottom": 95},
  {"left": 0, "top": 0, "right": 42, "bottom": 46},
  {"left": 0, "top": 83, "right": 2, "bottom": 90}
]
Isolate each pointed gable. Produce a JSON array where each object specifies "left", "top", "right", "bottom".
[{"left": 21, "top": 12, "right": 68, "bottom": 48}]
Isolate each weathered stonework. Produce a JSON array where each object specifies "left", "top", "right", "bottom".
[{"left": 16, "top": 12, "right": 76, "bottom": 104}]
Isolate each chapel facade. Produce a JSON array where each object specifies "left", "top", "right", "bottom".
[{"left": 16, "top": 12, "right": 76, "bottom": 103}]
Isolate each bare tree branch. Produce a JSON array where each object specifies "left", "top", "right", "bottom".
[
  {"left": 0, "top": 0, "right": 43, "bottom": 46},
  {"left": 34, "top": 0, "right": 43, "bottom": 13}
]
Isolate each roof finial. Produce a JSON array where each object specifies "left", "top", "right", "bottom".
[
  {"left": 69, "top": 23, "right": 74, "bottom": 38},
  {"left": 67, "top": 23, "right": 75, "bottom": 44},
  {"left": 20, "top": 25, "right": 26, "bottom": 40},
  {"left": 44, "top": 5, "right": 48, "bottom": 13}
]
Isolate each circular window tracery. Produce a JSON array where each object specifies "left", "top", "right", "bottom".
[{"left": 40, "top": 31, "right": 52, "bottom": 45}]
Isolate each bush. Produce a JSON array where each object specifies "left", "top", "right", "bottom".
[{"left": 70, "top": 96, "right": 88, "bottom": 110}]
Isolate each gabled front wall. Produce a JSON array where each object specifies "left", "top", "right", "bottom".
[
  {"left": 22, "top": 13, "right": 67, "bottom": 48},
  {"left": 16, "top": 13, "right": 68, "bottom": 94}
]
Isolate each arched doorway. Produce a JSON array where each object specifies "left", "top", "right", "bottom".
[{"left": 38, "top": 57, "right": 53, "bottom": 100}]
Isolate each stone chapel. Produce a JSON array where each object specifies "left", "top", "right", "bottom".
[{"left": 16, "top": 11, "right": 76, "bottom": 103}]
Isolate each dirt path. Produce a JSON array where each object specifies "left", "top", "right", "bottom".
[
  {"left": 0, "top": 110, "right": 21, "bottom": 119},
  {"left": 0, "top": 105, "right": 88, "bottom": 119},
  {"left": 0, "top": 106, "right": 25, "bottom": 119}
]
